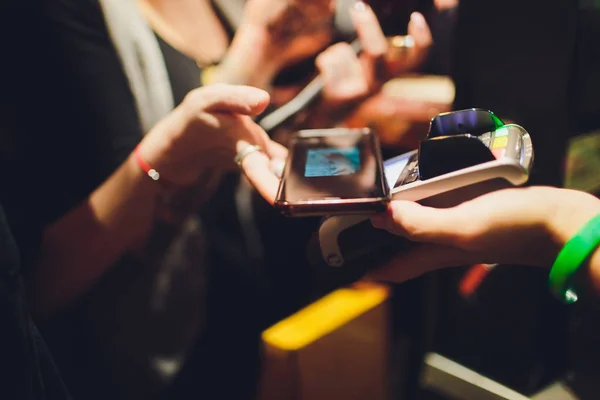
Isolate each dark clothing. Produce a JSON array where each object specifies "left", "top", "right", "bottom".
[
  {"left": 0, "top": 1, "right": 211, "bottom": 399},
  {"left": 1, "top": 0, "right": 144, "bottom": 259},
  {"left": 424, "top": 0, "right": 600, "bottom": 397},
  {"left": 1, "top": 1, "right": 143, "bottom": 397},
  {"left": 0, "top": 203, "right": 70, "bottom": 400},
  {"left": 453, "top": 0, "right": 578, "bottom": 187}
]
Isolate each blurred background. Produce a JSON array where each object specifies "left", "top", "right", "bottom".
[{"left": 1, "top": 0, "right": 599, "bottom": 399}]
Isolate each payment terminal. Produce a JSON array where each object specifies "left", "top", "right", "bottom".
[{"left": 307, "top": 109, "right": 534, "bottom": 278}]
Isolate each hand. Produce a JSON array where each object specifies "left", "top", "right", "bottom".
[
  {"left": 242, "top": 0, "right": 334, "bottom": 44},
  {"left": 316, "top": 5, "right": 432, "bottom": 105},
  {"left": 217, "top": 0, "right": 334, "bottom": 87},
  {"left": 367, "top": 187, "right": 600, "bottom": 283},
  {"left": 137, "top": 84, "right": 286, "bottom": 204}
]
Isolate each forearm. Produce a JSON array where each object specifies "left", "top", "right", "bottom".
[{"left": 29, "top": 154, "right": 160, "bottom": 318}]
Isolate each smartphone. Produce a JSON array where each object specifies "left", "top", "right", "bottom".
[{"left": 275, "top": 128, "right": 390, "bottom": 217}]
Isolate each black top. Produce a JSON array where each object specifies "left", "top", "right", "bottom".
[
  {"left": 0, "top": 1, "right": 202, "bottom": 399},
  {"left": 1, "top": 0, "right": 143, "bottom": 262},
  {"left": 0, "top": 0, "right": 202, "bottom": 259},
  {"left": 0, "top": 4, "right": 72, "bottom": 397},
  {"left": 0, "top": 201, "right": 70, "bottom": 400},
  {"left": 0, "top": 0, "right": 199, "bottom": 256}
]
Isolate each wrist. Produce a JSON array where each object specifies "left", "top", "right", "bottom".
[
  {"left": 214, "top": 25, "right": 282, "bottom": 89},
  {"left": 546, "top": 190, "right": 600, "bottom": 248},
  {"left": 545, "top": 191, "right": 600, "bottom": 300},
  {"left": 544, "top": 190, "right": 600, "bottom": 278},
  {"left": 129, "top": 144, "right": 176, "bottom": 198}
]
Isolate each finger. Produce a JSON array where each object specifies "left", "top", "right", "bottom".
[
  {"left": 434, "top": 0, "right": 459, "bottom": 11},
  {"left": 350, "top": 1, "right": 387, "bottom": 58},
  {"left": 240, "top": 150, "right": 281, "bottom": 205},
  {"left": 384, "top": 13, "right": 432, "bottom": 76},
  {"left": 265, "top": 140, "right": 288, "bottom": 160},
  {"left": 233, "top": 115, "right": 274, "bottom": 153},
  {"left": 265, "top": 140, "right": 288, "bottom": 178},
  {"left": 316, "top": 42, "right": 369, "bottom": 102},
  {"left": 364, "top": 243, "right": 478, "bottom": 283},
  {"left": 407, "top": 12, "right": 433, "bottom": 50},
  {"left": 184, "top": 84, "right": 270, "bottom": 117},
  {"left": 370, "top": 201, "right": 466, "bottom": 245}
]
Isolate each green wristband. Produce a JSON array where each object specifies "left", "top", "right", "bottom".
[{"left": 548, "top": 213, "right": 600, "bottom": 304}]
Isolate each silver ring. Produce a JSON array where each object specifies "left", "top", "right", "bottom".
[{"left": 234, "top": 144, "right": 263, "bottom": 167}]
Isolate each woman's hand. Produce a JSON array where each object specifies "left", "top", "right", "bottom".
[
  {"left": 242, "top": 0, "right": 334, "bottom": 44},
  {"left": 316, "top": 6, "right": 432, "bottom": 105},
  {"left": 367, "top": 187, "right": 600, "bottom": 283},
  {"left": 136, "top": 84, "right": 286, "bottom": 203},
  {"left": 216, "top": 0, "right": 335, "bottom": 88}
]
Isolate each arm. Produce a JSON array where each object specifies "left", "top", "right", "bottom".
[
  {"left": 6, "top": 2, "right": 282, "bottom": 317},
  {"left": 368, "top": 187, "right": 600, "bottom": 293},
  {"left": 29, "top": 84, "right": 281, "bottom": 318},
  {"left": 29, "top": 154, "right": 160, "bottom": 317}
]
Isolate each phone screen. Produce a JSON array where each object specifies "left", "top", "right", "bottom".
[
  {"left": 279, "top": 128, "right": 388, "bottom": 205},
  {"left": 304, "top": 147, "right": 361, "bottom": 177}
]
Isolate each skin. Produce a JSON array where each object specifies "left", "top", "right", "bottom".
[
  {"left": 30, "top": 1, "right": 434, "bottom": 315},
  {"left": 368, "top": 186, "right": 600, "bottom": 295},
  {"left": 139, "top": 0, "right": 432, "bottom": 104},
  {"left": 28, "top": 84, "right": 286, "bottom": 317}
]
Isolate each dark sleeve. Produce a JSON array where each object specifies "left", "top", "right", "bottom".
[{"left": 0, "top": 0, "right": 143, "bottom": 264}]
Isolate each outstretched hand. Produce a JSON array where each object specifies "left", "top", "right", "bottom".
[{"left": 367, "top": 187, "right": 600, "bottom": 283}]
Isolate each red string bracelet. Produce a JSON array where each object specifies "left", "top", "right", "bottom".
[{"left": 134, "top": 144, "right": 160, "bottom": 181}]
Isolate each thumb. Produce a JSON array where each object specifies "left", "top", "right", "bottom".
[
  {"left": 185, "top": 83, "right": 270, "bottom": 117},
  {"left": 370, "top": 201, "right": 464, "bottom": 246}
]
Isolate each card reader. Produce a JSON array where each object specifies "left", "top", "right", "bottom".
[{"left": 307, "top": 113, "right": 534, "bottom": 280}]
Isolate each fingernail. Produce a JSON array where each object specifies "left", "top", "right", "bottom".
[
  {"left": 410, "top": 12, "right": 425, "bottom": 28},
  {"left": 257, "top": 90, "right": 270, "bottom": 104},
  {"left": 270, "top": 159, "right": 285, "bottom": 178},
  {"left": 353, "top": 0, "right": 369, "bottom": 12}
]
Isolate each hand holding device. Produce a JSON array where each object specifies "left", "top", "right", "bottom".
[
  {"left": 307, "top": 109, "right": 535, "bottom": 282},
  {"left": 368, "top": 187, "right": 600, "bottom": 284}
]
